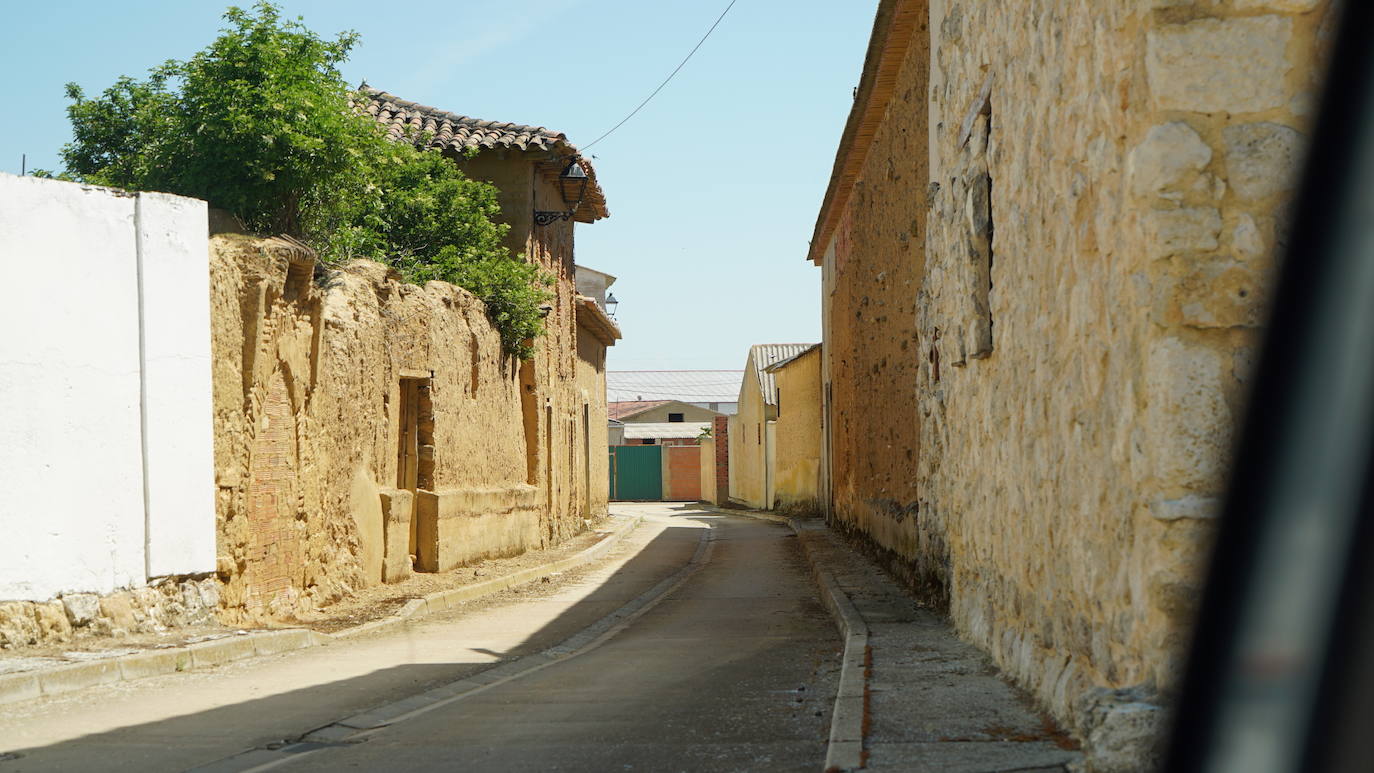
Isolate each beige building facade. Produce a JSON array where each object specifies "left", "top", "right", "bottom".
[
  {"left": 810, "top": 0, "right": 1335, "bottom": 762},
  {"left": 767, "top": 345, "right": 823, "bottom": 514},
  {"left": 728, "top": 344, "right": 814, "bottom": 510}
]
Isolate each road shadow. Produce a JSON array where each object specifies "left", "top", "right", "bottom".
[{"left": 1, "top": 513, "right": 724, "bottom": 772}]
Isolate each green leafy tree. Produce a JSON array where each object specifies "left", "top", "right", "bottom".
[{"left": 57, "top": 2, "right": 551, "bottom": 357}]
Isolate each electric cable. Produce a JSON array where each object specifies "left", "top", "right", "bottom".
[{"left": 579, "top": 0, "right": 738, "bottom": 152}]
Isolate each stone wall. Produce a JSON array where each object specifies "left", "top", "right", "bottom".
[
  {"left": 913, "top": 0, "right": 1334, "bottom": 762},
  {"left": 210, "top": 230, "right": 602, "bottom": 624},
  {"left": 812, "top": 0, "right": 1337, "bottom": 766}
]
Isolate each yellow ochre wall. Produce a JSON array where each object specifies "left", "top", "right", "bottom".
[
  {"left": 730, "top": 357, "right": 771, "bottom": 510},
  {"left": 771, "top": 348, "right": 822, "bottom": 514}
]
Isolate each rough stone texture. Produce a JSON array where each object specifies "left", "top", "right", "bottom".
[
  {"left": 0, "top": 578, "right": 217, "bottom": 649},
  {"left": 1146, "top": 16, "right": 1293, "bottom": 114},
  {"left": 817, "top": 1, "right": 1333, "bottom": 769},
  {"left": 1145, "top": 208, "right": 1223, "bottom": 258},
  {"left": 915, "top": 2, "right": 1329, "bottom": 766},
  {"left": 1223, "top": 122, "right": 1304, "bottom": 201},
  {"left": 61, "top": 595, "right": 100, "bottom": 627},
  {"left": 1128, "top": 123, "right": 1212, "bottom": 197}
]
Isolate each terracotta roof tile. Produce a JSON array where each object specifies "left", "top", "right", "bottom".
[
  {"left": 608, "top": 401, "right": 673, "bottom": 420},
  {"left": 361, "top": 87, "right": 609, "bottom": 222}
]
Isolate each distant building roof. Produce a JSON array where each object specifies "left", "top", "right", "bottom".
[
  {"left": 607, "top": 371, "right": 744, "bottom": 404},
  {"left": 361, "top": 86, "right": 609, "bottom": 223},
  {"left": 623, "top": 422, "right": 711, "bottom": 440},
  {"left": 747, "top": 344, "right": 817, "bottom": 406},
  {"left": 762, "top": 343, "right": 821, "bottom": 373},
  {"left": 608, "top": 400, "right": 672, "bottom": 420}
]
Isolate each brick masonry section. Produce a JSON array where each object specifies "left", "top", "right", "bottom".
[{"left": 713, "top": 416, "right": 729, "bottom": 499}]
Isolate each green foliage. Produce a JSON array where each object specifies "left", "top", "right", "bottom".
[{"left": 56, "top": 2, "right": 551, "bottom": 357}]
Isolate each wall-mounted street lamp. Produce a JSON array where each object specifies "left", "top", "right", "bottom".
[
  {"left": 534, "top": 159, "right": 589, "bottom": 226},
  {"left": 605, "top": 293, "right": 619, "bottom": 318}
]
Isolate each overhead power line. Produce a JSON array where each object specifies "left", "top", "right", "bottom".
[{"left": 579, "top": 0, "right": 738, "bottom": 152}]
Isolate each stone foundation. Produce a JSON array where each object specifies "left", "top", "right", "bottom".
[{"left": 0, "top": 577, "right": 220, "bottom": 650}]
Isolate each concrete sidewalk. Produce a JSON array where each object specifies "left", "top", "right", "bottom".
[
  {"left": 0, "top": 514, "right": 643, "bottom": 709},
  {"left": 727, "top": 508, "right": 1083, "bottom": 773}
]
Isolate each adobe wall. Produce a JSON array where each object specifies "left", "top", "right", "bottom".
[
  {"left": 823, "top": 20, "right": 931, "bottom": 572},
  {"left": 575, "top": 323, "right": 610, "bottom": 520},
  {"left": 913, "top": 0, "right": 1335, "bottom": 759},
  {"left": 210, "top": 230, "right": 595, "bottom": 623}
]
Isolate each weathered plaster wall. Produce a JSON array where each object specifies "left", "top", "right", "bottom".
[
  {"left": 211, "top": 226, "right": 597, "bottom": 623},
  {"left": 911, "top": 0, "right": 1335, "bottom": 758},
  {"left": 822, "top": 21, "right": 931, "bottom": 564},
  {"left": 699, "top": 436, "right": 719, "bottom": 504},
  {"left": 772, "top": 349, "right": 823, "bottom": 513},
  {"left": 575, "top": 321, "right": 610, "bottom": 520},
  {"left": 0, "top": 174, "right": 215, "bottom": 605}
]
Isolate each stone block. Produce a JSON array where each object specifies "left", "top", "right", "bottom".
[
  {"left": 1224, "top": 122, "right": 1304, "bottom": 201},
  {"left": 32, "top": 601, "right": 72, "bottom": 642},
  {"left": 1145, "top": 208, "right": 1222, "bottom": 258},
  {"left": 380, "top": 488, "right": 415, "bottom": 584},
  {"left": 98, "top": 593, "right": 137, "bottom": 632},
  {"left": 1155, "top": 258, "right": 1267, "bottom": 328},
  {"left": 1149, "top": 496, "right": 1221, "bottom": 521},
  {"left": 1129, "top": 123, "right": 1212, "bottom": 197},
  {"left": 0, "top": 602, "right": 40, "bottom": 648},
  {"left": 1086, "top": 701, "right": 1166, "bottom": 773},
  {"left": 1232, "top": 214, "right": 1266, "bottom": 259},
  {"left": 1147, "top": 16, "right": 1292, "bottom": 114},
  {"left": 61, "top": 594, "right": 100, "bottom": 627},
  {"left": 1145, "top": 337, "right": 1232, "bottom": 491}
]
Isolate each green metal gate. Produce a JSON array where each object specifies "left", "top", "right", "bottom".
[{"left": 608, "top": 445, "right": 663, "bottom": 501}]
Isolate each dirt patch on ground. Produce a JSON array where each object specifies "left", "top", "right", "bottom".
[{"left": 297, "top": 519, "right": 611, "bottom": 634}]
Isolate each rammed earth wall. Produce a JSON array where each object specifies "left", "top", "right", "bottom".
[{"left": 210, "top": 231, "right": 605, "bottom": 625}]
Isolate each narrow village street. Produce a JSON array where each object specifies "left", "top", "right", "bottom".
[
  {"left": 0, "top": 506, "right": 842, "bottom": 772},
  {"left": 3, "top": 2, "right": 1364, "bottom": 771}
]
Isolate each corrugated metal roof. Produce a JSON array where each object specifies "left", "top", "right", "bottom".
[
  {"left": 762, "top": 343, "right": 821, "bottom": 374},
  {"left": 748, "top": 344, "right": 817, "bottom": 406},
  {"left": 607, "top": 371, "right": 743, "bottom": 404},
  {"left": 622, "top": 422, "right": 711, "bottom": 439}
]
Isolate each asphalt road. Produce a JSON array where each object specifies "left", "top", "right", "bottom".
[{"left": 1, "top": 504, "right": 841, "bottom": 772}]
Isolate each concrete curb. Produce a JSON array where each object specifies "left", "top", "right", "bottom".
[
  {"left": 705, "top": 506, "right": 869, "bottom": 772},
  {"left": 0, "top": 515, "right": 643, "bottom": 709}
]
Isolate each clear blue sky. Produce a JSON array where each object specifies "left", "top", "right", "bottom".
[{"left": 2, "top": 1, "right": 876, "bottom": 369}]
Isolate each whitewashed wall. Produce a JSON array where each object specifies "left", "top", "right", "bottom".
[{"left": 0, "top": 174, "right": 215, "bottom": 601}]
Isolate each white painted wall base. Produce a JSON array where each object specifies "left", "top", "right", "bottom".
[{"left": 0, "top": 173, "right": 215, "bottom": 601}]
